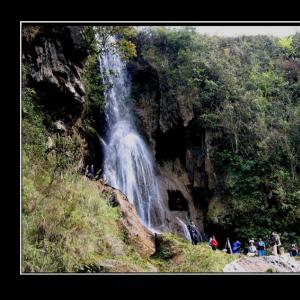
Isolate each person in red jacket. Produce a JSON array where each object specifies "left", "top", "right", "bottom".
[{"left": 209, "top": 235, "right": 218, "bottom": 250}]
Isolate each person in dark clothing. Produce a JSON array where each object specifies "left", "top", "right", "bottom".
[
  {"left": 188, "top": 221, "right": 198, "bottom": 245},
  {"left": 85, "top": 164, "right": 95, "bottom": 180},
  {"left": 289, "top": 244, "right": 298, "bottom": 257}
]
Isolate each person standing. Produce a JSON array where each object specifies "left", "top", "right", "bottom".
[
  {"left": 209, "top": 235, "right": 218, "bottom": 251},
  {"left": 276, "top": 233, "right": 284, "bottom": 255},
  {"left": 271, "top": 232, "right": 282, "bottom": 255},
  {"left": 232, "top": 240, "right": 241, "bottom": 254},
  {"left": 89, "top": 164, "right": 95, "bottom": 179},
  {"left": 257, "top": 238, "right": 266, "bottom": 256},
  {"left": 85, "top": 165, "right": 90, "bottom": 179},
  {"left": 271, "top": 232, "right": 277, "bottom": 255},
  {"left": 289, "top": 243, "right": 298, "bottom": 257},
  {"left": 188, "top": 221, "right": 198, "bottom": 245},
  {"left": 247, "top": 241, "right": 257, "bottom": 257}
]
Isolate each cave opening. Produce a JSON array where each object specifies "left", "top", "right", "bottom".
[
  {"left": 204, "top": 222, "right": 238, "bottom": 251},
  {"left": 167, "top": 190, "right": 189, "bottom": 211}
]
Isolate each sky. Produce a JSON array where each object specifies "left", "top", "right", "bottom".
[
  {"left": 138, "top": 26, "right": 300, "bottom": 37},
  {"left": 194, "top": 26, "right": 300, "bottom": 37}
]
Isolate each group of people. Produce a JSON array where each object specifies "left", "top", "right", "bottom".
[
  {"left": 85, "top": 164, "right": 95, "bottom": 179},
  {"left": 188, "top": 222, "right": 298, "bottom": 258},
  {"left": 246, "top": 238, "right": 266, "bottom": 256},
  {"left": 85, "top": 164, "right": 103, "bottom": 180}
]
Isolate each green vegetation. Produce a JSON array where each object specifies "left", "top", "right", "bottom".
[
  {"left": 153, "top": 233, "right": 234, "bottom": 272},
  {"left": 22, "top": 87, "right": 47, "bottom": 160},
  {"left": 22, "top": 149, "right": 164, "bottom": 272},
  {"left": 83, "top": 26, "right": 137, "bottom": 59},
  {"left": 81, "top": 26, "right": 137, "bottom": 131},
  {"left": 22, "top": 60, "right": 231, "bottom": 272},
  {"left": 134, "top": 28, "right": 300, "bottom": 245},
  {"left": 20, "top": 91, "right": 239, "bottom": 273},
  {"left": 21, "top": 70, "right": 153, "bottom": 272},
  {"left": 22, "top": 26, "right": 300, "bottom": 272}
]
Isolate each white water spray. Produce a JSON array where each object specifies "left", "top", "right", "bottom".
[
  {"left": 176, "top": 217, "right": 192, "bottom": 241},
  {"left": 100, "top": 40, "right": 167, "bottom": 232}
]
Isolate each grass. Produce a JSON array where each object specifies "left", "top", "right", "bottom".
[
  {"left": 22, "top": 151, "right": 235, "bottom": 273},
  {"left": 22, "top": 152, "right": 157, "bottom": 272},
  {"left": 149, "top": 233, "right": 235, "bottom": 272},
  {"left": 22, "top": 154, "right": 234, "bottom": 273}
]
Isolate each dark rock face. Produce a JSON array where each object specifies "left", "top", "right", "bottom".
[
  {"left": 22, "top": 25, "right": 88, "bottom": 123},
  {"left": 129, "top": 56, "right": 219, "bottom": 234},
  {"left": 168, "top": 190, "right": 189, "bottom": 211},
  {"left": 158, "top": 75, "right": 196, "bottom": 134}
]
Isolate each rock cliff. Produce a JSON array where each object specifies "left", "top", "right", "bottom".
[
  {"left": 129, "top": 53, "right": 219, "bottom": 235},
  {"left": 22, "top": 25, "right": 88, "bottom": 124}
]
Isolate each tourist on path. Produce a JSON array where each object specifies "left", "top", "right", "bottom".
[
  {"left": 256, "top": 238, "right": 266, "bottom": 256},
  {"left": 188, "top": 221, "right": 198, "bottom": 245},
  {"left": 289, "top": 243, "right": 298, "bottom": 257},
  {"left": 247, "top": 240, "right": 257, "bottom": 256},
  {"left": 232, "top": 240, "right": 241, "bottom": 254},
  {"left": 209, "top": 235, "right": 218, "bottom": 251}
]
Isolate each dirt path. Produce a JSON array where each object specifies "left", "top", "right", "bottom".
[{"left": 224, "top": 254, "right": 300, "bottom": 272}]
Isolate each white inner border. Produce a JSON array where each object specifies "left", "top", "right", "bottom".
[{"left": 20, "top": 20, "right": 300, "bottom": 276}]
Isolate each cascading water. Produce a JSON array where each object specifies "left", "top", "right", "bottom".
[
  {"left": 100, "top": 40, "right": 167, "bottom": 232},
  {"left": 176, "top": 217, "right": 192, "bottom": 241}
]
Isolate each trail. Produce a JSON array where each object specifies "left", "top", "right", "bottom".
[{"left": 224, "top": 254, "right": 300, "bottom": 272}]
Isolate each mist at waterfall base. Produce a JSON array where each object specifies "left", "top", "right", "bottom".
[{"left": 99, "top": 41, "right": 191, "bottom": 239}]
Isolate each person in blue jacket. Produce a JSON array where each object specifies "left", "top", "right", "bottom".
[
  {"left": 256, "top": 238, "right": 266, "bottom": 256},
  {"left": 232, "top": 240, "right": 241, "bottom": 254}
]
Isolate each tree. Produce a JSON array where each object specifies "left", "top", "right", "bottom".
[{"left": 83, "top": 26, "right": 137, "bottom": 60}]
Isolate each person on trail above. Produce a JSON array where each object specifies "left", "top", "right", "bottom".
[
  {"left": 232, "top": 240, "right": 241, "bottom": 254},
  {"left": 85, "top": 165, "right": 90, "bottom": 178},
  {"left": 256, "top": 238, "right": 266, "bottom": 256},
  {"left": 209, "top": 235, "right": 218, "bottom": 251},
  {"left": 188, "top": 221, "right": 198, "bottom": 245},
  {"left": 289, "top": 244, "right": 298, "bottom": 257},
  {"left": 271, "top": 232, "right": 282, "bottom": 256},
  {"left": 85, "top": 164, "right": 95, "bottom": 180},
  {"left": 247, "top": 241, "right": 257, "bottom": 256},
  {"left": 89, "top": 165, "right": 95, "bottom": 179}
]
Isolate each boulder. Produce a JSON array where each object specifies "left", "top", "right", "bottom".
[
  {"left": 98, "top": 182, "right": 156, "bottom": 257},
  {"left": 223, "top": 254, "right": 300, "bottom": 272}
]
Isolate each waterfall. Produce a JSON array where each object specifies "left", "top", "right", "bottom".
[
  {"left": 176, "top": 217, "right": 192, "bottom": 241},
  {"left": 100, "top": 40, "right": 167, "bottom": 232}
]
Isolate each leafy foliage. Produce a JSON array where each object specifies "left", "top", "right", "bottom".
[
  {"left": 83, "top": 26, "right": 137, "bottom": 60},
  {"left": 22, "top": 88, "right": 47, "bottom": 161},
  {"left": 135, "top": 27, "right": 300, "bottom": 245}
]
